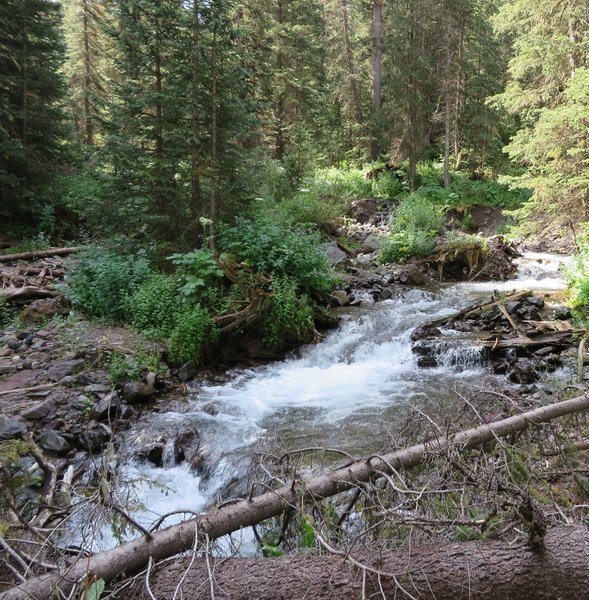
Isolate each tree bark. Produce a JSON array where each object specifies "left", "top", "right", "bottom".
[
  {"left": 118, "top": 526, "right": 589, "bottom": 600},
  {"left": 191, "top": 0, "right": 201, "bottom": 210},
  {"left": 370, "top": 0, "right": 382, "bottom": 161},
  {"left": 342, "top": 0, "right": 363, "bottom": 127},
  {"left": 82, "top": 0, "right": 94, "bottom": 146},
  {"left": 3, "top": 394, "right": 589, "bottom": 600}
]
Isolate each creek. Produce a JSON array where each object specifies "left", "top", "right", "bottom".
[{"left": 68, "top": 252, "right": 572, "bottom": 552}]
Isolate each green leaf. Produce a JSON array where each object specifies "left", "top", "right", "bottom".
[{"left": 83, "top": 578, "right": 105, "bottom": 600}]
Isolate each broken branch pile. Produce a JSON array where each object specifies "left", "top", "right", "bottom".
[{"left": 0, "top": 249, "right": 79, "bottom": 303}]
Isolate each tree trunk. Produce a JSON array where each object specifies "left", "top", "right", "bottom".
[
  {"left": 191, "top": 0, "right": 201, "bottom": 211},
  {"left": 342, "top": 0, "right": 363, "bottom": 126},
  {"left": 370, "top": 0, "right": 382, "bottom": 161},
  {"left": 209, "top": 1, "right": 220, "bottom": 251},
  {"left": 274, "top": 0, "right": 285, "bottom": 161},
  {"left": 82, "top": 0, "right": 94, "bottom": 146},
  {"left": 118, "top": 526, "right": 589, "bottom": 600},
  {"left": 4, "top": 394, "right": 589, "bottom": 600}
]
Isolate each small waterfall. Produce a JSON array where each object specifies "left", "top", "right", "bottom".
[
  {"left": 432, "top": 341, "right": 488, "bottom": 370},
  {"left": 161, "top": 438, "right": 178, "bottom": 468}
]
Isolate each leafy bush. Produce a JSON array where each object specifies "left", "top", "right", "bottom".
[
  {"left": 125, "top": 274, "right": 184, "bottom": 338},
  {"left": 167, "top": 306, "right": 219, "bottom": 366},
  {"left": 0, "top": 297, "right": 15, "bottom": 329},
  {"left": 305, "top": 167, "right": 372, "bottom": 199},
  {"left": 379, "top": 229, "right": 436, "bottom": 263},
  {"left": 261, "top": 277, "right": 314, "bottom": 352},
  {"left": 168, "top": 248, "right": 224, "bottom": 304},
  {"left": 265, "top": 191, "right": 347, "bottom": 229},
  {"left": 566, "top": 225, "right": 589, "bottom": 309},
  {"left": 393, "top": 195, "right": 445, "bottom": 233},
  {"left": 219, "top": 217, "right": 335, "bottom": 293},
  {"left": 379, "top": 195, "right": 444, "bottom": 263},
  {"left": 64, "top": 247, "right": 152, "bottom": 322}
]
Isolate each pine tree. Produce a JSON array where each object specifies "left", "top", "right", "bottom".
[
  {"left": 0, "top": 0, "right": 68, "bottom": 224},
  {"left": 493, "top": 0, "right": 589, "bottom": 226},
  {"left": 61, "top": 0, "right": 110, "bottom": 147}
]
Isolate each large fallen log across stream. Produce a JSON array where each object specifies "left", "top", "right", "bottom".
[
  {"left": 3, "top": 394, "right": 589, "bottom": 600},
  {"left": 122, "top": 526, "right": 589, "bottom": 600}
]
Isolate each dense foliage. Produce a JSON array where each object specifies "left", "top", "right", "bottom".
[{"left": 3, "top": 0, "right": 589, "bottom": 329}]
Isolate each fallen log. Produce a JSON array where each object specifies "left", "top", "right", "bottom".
[
  {"left": 121, "top": 526, "right": 589, "bottom": 600},
  {"left": 424, "top": 290, "right": 531, "bottom": 329},
  {"left": 482, "top": 330, "right": 585, "bottom": 350},
  {"left": 3, "top": 394, "right": 589, "bottom": 600},
  {"left": 0, "top": 247, "right": 82, "bottom": 263},
  {"left": 0, "top": 287, "right": 60, "bottom": 302}
]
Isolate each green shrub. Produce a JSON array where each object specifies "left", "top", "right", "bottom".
[
  {"left": 168, "top": 248, "right": 224, "bottom": 304},
  {"left": 167, "top": 306, "right": 219, "bottom": 366},
  {"left": 269, "top": 191, "right": 347, "bottom": 228},
  {"left": 0, "top": 297, "right": 15, "bottom": 329},
  {"left": 261, "top": 277, "right": 314, "bottom": 352},
  {"left": 125, "top": 274, "right": 184, "bottom": 338},
  {"left": 566, "top": 224, "right": 589, "bottom": 309},
  {"left": 304, "top": 166, "right": 372, "bottom": 199},
  {"left": 379, "top": 228, "right": 436, "bottom": 263},
  {"left": 379, "top": 195, "right": 444, "bottom": 263},
  {"left": 393, "top": 195, "right": 445, "bottom": 233},
  {"left": 64, "top": 247, "right": 152, "bottom": 322},
  {"left": 219, "top": 217, "right": 335, "bottom": 293}
]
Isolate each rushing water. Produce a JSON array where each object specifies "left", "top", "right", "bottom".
[{"left": 72, "top": 252, "right": 571, "bottom": 551}]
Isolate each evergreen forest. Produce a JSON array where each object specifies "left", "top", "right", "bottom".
[{"left": 3, "top": 1, "right": 589, "bottom": 598}]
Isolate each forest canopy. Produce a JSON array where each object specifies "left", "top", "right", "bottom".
[{"left": 0, "top": 0, "right": 588, "bottom": 247}]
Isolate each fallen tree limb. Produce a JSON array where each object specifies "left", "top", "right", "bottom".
[
  {"left": 0, "top": 287, "right": 60, "bottom": 302},
  {"left": 424, "top": 290, "right": 531, "bottom": 328},
  {"left": 481, "top": 330, "right": 584, "bottom": 349},
  {"left": 0, "top": 247, "right": 82, "bottom": 263},
  {"left": 3, "top": 394, "right": 589, "bottom": 600},
  {"left": 119, "top": 526, "right": 589, "bottom": 600}
]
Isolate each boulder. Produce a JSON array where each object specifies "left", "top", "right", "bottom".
[
  {"left": 177, "top": 360, "right": 197, "bottom": 383},
  {"left": 121, "top": 381, "right": 157, "bottom": 404},
  {"left": 361, "top": 235, "right": 382, "bottom": 254},
  {"left": 77, "top": 423, "right": 111, "bottom": 452},
  {"left": 0, "top": 415, "right": 29, "bottom": 440},
  {"left": 92, "top": 391, "right": 121, "bottom": 420},
  {"left": 324, "top": 242, "right": 348, "bottom": 265},
  {"left": 39, "top": 428, "right": 71, "bottom": 454},
  {"left": 19, "top": 296, "right": 70, "bottom": 324},
  {"left": 398, "top": 264, "right": 425, "bottom": 285},
  {"left": 21, "top": 397, "right": 57, "bottom": 421},
  {"left": 47, "top": 359, "right": 85, "bottom": 382}
]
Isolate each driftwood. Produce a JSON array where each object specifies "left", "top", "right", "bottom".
[
  {"left": 121, "top": 526, "right": 589, "bottom": 600},
  {"left": 0, "top": 247, "right": 82, "bottom": 263},
  {"left": 3, "top": 393, "right": 589, "bottom": 600}
]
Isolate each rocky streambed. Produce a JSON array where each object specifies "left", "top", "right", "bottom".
[{"left": 0, "top": 243, "right": 585, "bottom": 558}]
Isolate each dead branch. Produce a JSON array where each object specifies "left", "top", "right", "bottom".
[
  {"left": 0, "top": 248, "right": 82, "bottom": 263},
  {"left": 3, "top": 393, "right": 589, "bottom": 600}
]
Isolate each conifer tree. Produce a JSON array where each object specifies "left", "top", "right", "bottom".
[
  {"left": 0, "top": 0, "right": 67, "bottom": 224},
  {"left": 493, "top": 0, "right": 589, "bottom": 225}
]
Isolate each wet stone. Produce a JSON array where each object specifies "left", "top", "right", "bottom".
[
  {"left": 39, "top": 428, "right": 71, "bottom": 454},
  {"left": 177, "top": 360, "right": 197, "bottom": 382},
  {"left": 92, "top": 391, "right": 121, "bottom": 420},
  {"left": 417, "top": 356, "right": 438, "bottom": 368}
]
